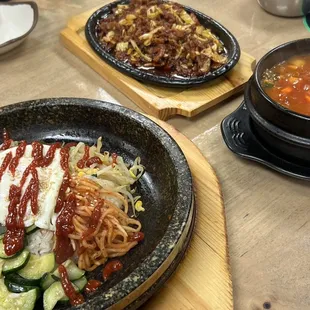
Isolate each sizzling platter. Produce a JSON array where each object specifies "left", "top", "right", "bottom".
[
  {"left": 0, "top": 98, "right": 193, "bottom": 309},
  {"left": 85, "top": 0, "right": 240, "bottom": 87}
]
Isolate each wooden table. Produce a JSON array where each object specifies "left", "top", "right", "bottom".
[{"left": 1, "top": 1, "right": 310, "bottom": 309}]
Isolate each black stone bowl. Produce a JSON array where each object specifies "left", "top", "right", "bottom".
[
  {"left": 245, "top": 81, "right": 310, "bottom": 165},
  {"left": 85, "top": 0, "right": 240, "bottom": 87},
  {"left": 0, "top": 98, "right": 193, "bottom": 309},
  {"left": 249, "top": 38, "right": 310, "bottom": 138}
]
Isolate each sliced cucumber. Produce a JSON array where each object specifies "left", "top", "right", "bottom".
[
  {"left": 0, "top": 239, "right": 23, "bottom": 259},
  {"left": 5, "top": 273, "right": 41, "bottom": 287},
  {"left": 43, "top": 281, "right": 79, "bottom": 310},
  {"left": 57, "top": 278, "right": 87, "bottom": 304},
  {"left": 40, "top": 273, "right": 55, "bottom": 291},
  {"left": 0, "top": 225, "right": 6, "bottom": 236},
  {"left": 2, "top": 250, "right": 30, "bottom": 275},
  {"left": 4, "top": 278, "right": 38, "bottom": 293},
  {"left": 0, "top": 258, "right": 4, "bottom": 277},
  {"left": 25, "top": 225, "right": 39, "bottom": 235},
  {"left": 18, "top": 253, "right": 55, "bottom": 281},
  {"left": 52, "top": 259, "right": 85, "bottom": 281},
  {"left": 44, "top": 281, "right": 65, "bottom": 309},
  {"left": 0, "top": 278, "right": 39, "bottom": 310},
  {"left": 73, "top": 276, "right": 87, "bottom": 292}
]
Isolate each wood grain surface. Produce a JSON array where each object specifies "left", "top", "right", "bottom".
[
  {"left": 60, "top": 6, "right": 255, "bottom": 120},
  {"left": 143, "top": 117, "right": 232, "bottom": 310},
  {"left": 1, "top": 0, "right": 310, "bottom": 309}
]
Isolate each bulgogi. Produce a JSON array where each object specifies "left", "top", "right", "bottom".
[{"left": 95, "top": 0, "right": 228, "bottom": 77}]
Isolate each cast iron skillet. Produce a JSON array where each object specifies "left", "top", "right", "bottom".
[
  {"left": 85, "top": 0, "right": 240, "bottom": 87},
  {"left": 0, "top": 98, "right": 193, "bottom": 309}
]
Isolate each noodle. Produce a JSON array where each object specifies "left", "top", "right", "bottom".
[{"left": 68, "top": 147, "right": 144, "bottom": 272}]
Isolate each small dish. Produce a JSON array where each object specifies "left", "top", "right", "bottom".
[
  {"left": 221, "top": 102, "right": 310, "bottom": 180},
  {"left": 0, "top": 1, "right": 38, "bottom": 55},
  {"left": 257, "top": 0, "right": 310, "bottom": 17},
  {"left": 85, "top": 0, "right": 240, "bottom": 87},
  {"left": 248, "top": 38, "right": 310, "bottom": 138}
]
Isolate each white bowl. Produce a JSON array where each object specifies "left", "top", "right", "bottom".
[{"left": 0, "top": 1, "right": 38, "bottom": 55}]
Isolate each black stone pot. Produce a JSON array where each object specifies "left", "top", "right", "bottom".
[
  {"left": 249, "top": 38, "right": 310, "bottom": 138},
  {"left": 244, "top": 81, "right": 310, "bottom": 165},
  {"left": 0, "top": 98, "right": 193, "bottom": 309}
]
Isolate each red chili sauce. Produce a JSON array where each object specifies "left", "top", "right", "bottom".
[
  {"left": 103, "top": 260, "right": 123, "bottom": 281},
  {"left": 85, "top": 156, "right": 102, "bottom": 167},
  {"left": 54, "top": 193, "right": 76, "bottom": 264},
  {"left": 4, "top": 185, "right": 24, "bottom": 256},
  {"left": 128, "top": 232, "right": 144, "bottom": 242},
  {"left": 58, "top": 264, "right": 85, "bottom": 306},
  {"left": 0, "top": 128, "right": 12, "bottom": 151},
  {"left": 64, "top": 142, "right": 78, "bottom": 149},
  {"left": 82, "top": 201, "right": 102, "bottom": 240},
  {"left": 77, "top": 145, "right": 90, "bottom": 169},
  {"left": 55, "top": 147, "right": 70, "bottom": 213},
  {"left": 85, "top": 280, "right": 102, "bottom": 294},
  {"left": 9, "top": 141, "right": 26, "bottom": 176}
]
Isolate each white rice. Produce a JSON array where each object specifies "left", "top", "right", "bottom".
[{"left": 26, "top": 229, "right": 54, "bottom": 256}]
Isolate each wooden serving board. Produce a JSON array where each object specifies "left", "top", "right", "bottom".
[
  {"left": 141, "top": 117, "right": 233, "bottom": 310},
  {"left": 60, "top": 5, "right": 256, "bottom": 120}
]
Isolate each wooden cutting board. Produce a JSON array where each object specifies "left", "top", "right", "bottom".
[
  {"left": 60, "top": 5, "right": 255, "bottom": 120},
  {"left": 141, "top": 117, "right": 233, "bottom": 310}
]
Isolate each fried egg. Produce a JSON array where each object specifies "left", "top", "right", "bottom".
[{"left": 0, "top": 145, "right": 65, "bottom": 231}]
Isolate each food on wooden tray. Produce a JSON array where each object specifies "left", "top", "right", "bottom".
[
  {"left": 0, "top": 129, "right": 145, "bottom": 309},
  {"left": 95, "top": 0, "right": 228, "bottom": 77},
  {"left": 261, "top": 54, "right": 310, "bottom": 116}
]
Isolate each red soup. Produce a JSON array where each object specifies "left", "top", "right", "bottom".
[{"left": 261, "top": 55, "right": 310, "bottom": 116}]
